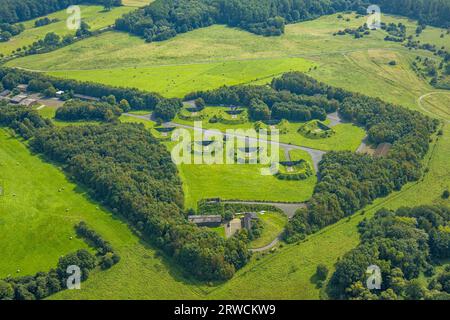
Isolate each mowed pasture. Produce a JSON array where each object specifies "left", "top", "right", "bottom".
[
  {"left": 0, "top": 128, "right": 201, "bottom": 298},
  {"left": 0, "top": 5, "right": 134, "bottom": 56},
  {"left": 1, "top": 11, "right": 449, "bottom": 300},
  {"left": 47, "top": 57, "right": 315, "bottom": 98},
  {"left": 7, "top": 13, "right": 449, "bottom": 105}
]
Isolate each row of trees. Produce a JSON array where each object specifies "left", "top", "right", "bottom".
[
  {"left": 328, "top": 206, "right": 450, "bottom": 300},
  {"left": 0, "top": 0, "right": 122, "bottom": 24},
  {"left": 1, "top": 68, "right": 182, "bottom": 119},
  {"left": 75, "top": 222, "right": 121, "bottom": 270},
  {"left": 0, "top": 220, "right": 120, "bottom": 300},
  {"left": 55, "top": 99, "right": 123, "bottom": 122},
  {"left": 186, "top": 73, "right": 339, "bottom": 122},
  {"left": 26, "top": 123, "right": 251, "bottom": 281},
  {"left": 115, "top": 0, "right": 450, "bottom": 43},
  {"left": 0, "top": 22, "right": 24, "bottom": 42},
  {"left": 0, "top": 249, "right": 96, "bottom": 300}
]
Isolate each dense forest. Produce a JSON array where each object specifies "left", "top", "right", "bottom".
[
  {"left": 0, "top": 0, "right": 122, "bottom": 24},
  {"left": 55, "top": 99, "right": 123, "bottom": 122},
  {"left": 328, "top": 206, "right": 450, "bottom": 300},
  {"left": 115, "top": 0, "right": 450, "bottom": 42},
  {"left": 185, "top": 72, "right": 438, "bottom": 242},
  {"left": 186, "top": 73, "right": 340, "bottom": 122}
]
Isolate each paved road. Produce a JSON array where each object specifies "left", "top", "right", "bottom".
[
  {"left": 220, "top": 200, "right": 306, "bottom": 219},
  {"left": 123, "top": 113, "right": 326, "bottom": 171},
  {"left": 417, "top": 92, "right": 450, "bottom": 123}
]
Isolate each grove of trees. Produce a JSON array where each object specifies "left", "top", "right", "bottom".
[
  {"left": 328, "top": 206, "right": 450, "bottom": 300},
  {"left": 115, "top": 0, "right": 450, "bottom": 43},
  {"left": 0, "top": 0, "right": 122, "bottom": 24}
]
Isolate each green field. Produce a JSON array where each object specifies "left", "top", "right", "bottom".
[
  {"left": 172, "top": 106, "right": 365, "bottom": 151},
  {"left": 6, "top": 12, "right": 449, "bottom": 103},
  {"left": 1, "top": 10, "right": 449, "bottom": 300},
  {"left": 249, "top": 212, "right": 288, "bottom": 249},
  {"left": 46, "top": 57, "right": 314, "bottom": 98},
  {"left": 0, "top": 6, "right": 134, "bottom": 56}
]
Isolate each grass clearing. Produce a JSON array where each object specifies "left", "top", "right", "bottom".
[
  {"left": 0, "top": 6, "right": 134, "bottom": 56},
  {"left": 249, "top": 212, "right": 288, "bottom": 249},
  {"left": 45, "top": 57, "right": 314, "bottom": 98},
  {"left": 0, "top": 127, "right": 201, "bottom": 298}
]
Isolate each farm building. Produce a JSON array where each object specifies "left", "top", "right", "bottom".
[
  {"left": 188, "top": 215, "right": 222, "bottom": 227},
  {"left": 242, "top": 212, "right": 258, "bottom": 230},
  {"left": 374, "top": 143, "right": 392, "bottom": 157},
  {"left": 17, "top": 84, "right": 28, "bottom": 92},
  {"left": 19, "top": 98, "right": 39, "bottom": 107},
  {"left": 73, "top": 93, "right": 100, "bottom": 102},
  {"left": 0, "top": 90, "right": 10, "bottom": 97},
  {"left": 10, "top": 94, "right": 28, "bottom": 104}
]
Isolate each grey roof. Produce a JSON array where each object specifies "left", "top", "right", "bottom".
[
  {"left": 188, "top": 215, "right": 222, "bottom": 224},
  {"left": 0, "top": 90, "right": 10, "bottom": 97},
  {"left": 10, "top": 95, "right": 28, "bottom": 103},
  {"left": 73, "top": 94, "right": 100, "bottom": 101},
  {"left": 19, "top": 98, "right": 38, "bottom": 106}
]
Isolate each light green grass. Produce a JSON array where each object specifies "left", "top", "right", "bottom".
[
  {"left": 120, "top": 113, "right": 316, "bottom": 209},
  {"left": 7, "top": 13, "right": 447, "bottom": 105},
  {"left": 0, "top": 127, "right": 202, "bottom": 298},
  {"left": 0, "top": 6, "right": 134, "bottom": 56},
  {"left": 249, "top": 212, "right": 288, "bottom": 249},
  {"left": 122, "top": 0, "right": 153, "bottom": 7},
  {"left": 45, "top": 57, "right": 314, "bottom": 98}
]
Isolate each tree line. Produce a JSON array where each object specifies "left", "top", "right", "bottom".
[
  {"left": 55, "top": 99, "right": 124, "bottom": 122},
  {"left": 272, "top": 73, "right": 438, "bottom": 241},
  {"left": 28, "top": 123, "right": 251, "bottom": 281},
  {"left": 328, "top": 205, "right": 450, "bottom": 300},
  {"left": 186, "top": 73, "right": 340, "bottom": 122},
  {"left": 115, "top": 0, "right": 450, "bottom": 43},
  {"left": 0, "top": 0, "right": 122, "bottom": 24}
]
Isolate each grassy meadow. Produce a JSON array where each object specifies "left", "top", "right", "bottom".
[
  {"left": 0, "top": 10, "right": 449, "bottom": 300},
  {"left": 0, "top": 5, "right": 134, "bottom": 56},
  {"left": 5, "top": 12, "right": 449, "bottom": 103}
]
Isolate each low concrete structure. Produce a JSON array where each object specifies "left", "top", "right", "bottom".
[
  {"left": 10, "top": 94, "right": 28, "bottom": 104},
  {"left": 17, "top": 84, "right": 28, "bottom": 92},
  {"left": 73, "top": 93, "right": 100, "bottom": 102},
  {"left": 19, "top": 98, "right": 39, "bottom": 107},
  {"left": 188, "top": 215, "right": 222, "bottom": 227},
  {"left": 0, "top": 90, "right": 10, "bottom": 97}
]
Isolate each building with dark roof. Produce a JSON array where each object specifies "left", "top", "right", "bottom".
[{"left": 188, "top": 215, "right": 222, "bottom": 227}]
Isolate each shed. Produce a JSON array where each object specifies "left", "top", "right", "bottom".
[
  {"left": 188, "top": 215, "right": 222, "bottom": 227},
  {"left": 10, "top": 94, "right": 28, "bottom": 104},
  {"left": 19, "top": 98, "right": 39, "bottom": 107},
  {"left": 73, "top": 94, "right": 100, "bottom": 102}
]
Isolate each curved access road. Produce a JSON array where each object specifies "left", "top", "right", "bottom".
[
  {"left": 417, "top": 92, "right": 450, "bottom": 123},
  {"left": 123, "top": 112, "right": 326, "bottom": 171}
]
